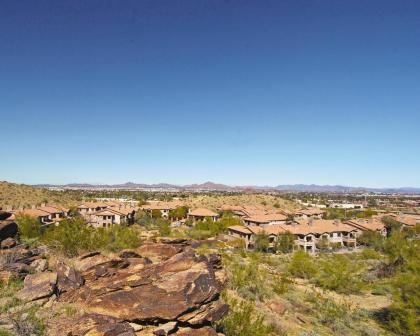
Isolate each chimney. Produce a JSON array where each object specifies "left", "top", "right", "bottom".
[
  {"left": 41, "top": 202, "right": 46, "bottom": 208},
  {"left": 31, "top": 204, "right": 36, "bottom": 209},
  {"left": 334, "top": 219, "right": 340, "bottom": 226},
  {"left": 368, "top": 218, "right": 373, "bottom": 224},
  {"left": 308, "top": 218, "right": 314, "bottom": 226}
]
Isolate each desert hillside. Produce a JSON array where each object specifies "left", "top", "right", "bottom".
[
  {"left": 184, "top": 193, "right": 299, "bottom": 212},
  {"left": 0, "top": 182, "right": 77, "bottom": 209}
]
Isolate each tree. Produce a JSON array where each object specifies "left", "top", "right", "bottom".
[
  {"left": 168, "top": 206, "right": 188, "bottom": 220},
  {"left": 275, "top": 231, "right": 295, "bottom": 253},
  {"left": 288, "top": 250, "right": 317, "bottom": 279},
  {"left": 15, "top": 215, "right": 42, "bottom": 240},
  {"left": 151, "top": 209, "right": 162, "bottom": 219},
  {"left": 156, "top": 219, "right": 171, "bottom": 236},
  {"left": 357, "top": 230, "right": 384, "bottom": 250},
  {"left": 382, "top": 217, "right": 403, "bottom": 237},
  {"left": 254, "top": 233, "right": 269, "bottom": 252}
]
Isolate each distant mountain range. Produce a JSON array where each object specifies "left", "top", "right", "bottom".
[{"left": 33, "top": 181, "right": 420, "bottom": 194}]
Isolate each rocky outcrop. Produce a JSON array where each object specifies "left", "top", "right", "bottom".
[
  {"left": 0, "top": 237, "right": 16, "bottom": 249},
  {"left": 0, "top": 220, "right": 18, "bottom": 242},
  {"left": 47, "top": 313, "right": 136, "bottom": 336},
  {"left": 63, "top": 250, "right": 225, "bottom": 323},
  {"left": 0, "top": 210, "right": 12, "bottom": 221},
  {"left": 16, "top": 272, "right": 58, "bottom": 302},
  {"left": 2, "top": 235, "right": 227, "bottom": 335},
  {"left": 56, "top": 261, "right": 84, "bottom": 292}
]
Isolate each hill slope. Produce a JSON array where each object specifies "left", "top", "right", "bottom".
[{"left": 0, "top": 181, "right": 77, "bottom": 208}]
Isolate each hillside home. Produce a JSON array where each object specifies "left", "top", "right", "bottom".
[
  {"left": 228, "top": 219, "right": 357, "bottom": 253},
  {"left": 77, "top": 202, "right": 109, "bottom": 215},
  {"left": 15, "top": 208, "right": 51, "bottom": 224},
  {"left": 345, "top": 218, "right": 388, "bottom": 237},
  {"left": 243, "top": 213, "right": 287, "bottom": 227},
  {"left": 86, "top": 208, "right": 130, "bottom": 228},
  {"left": 188, "top": 208, "right": 219, "bottom": 222},
  {"left": 294, "top": 208, "right": 325, "bottom": 220},
  {"left": 38, "top": 205, "right": 69, "bottom": 220},
  {"left": 141, "top": 201, "right": 185, "bottom": 219},
  {"left": 387, "top": 214, "right": 419, "bottom": 228}
]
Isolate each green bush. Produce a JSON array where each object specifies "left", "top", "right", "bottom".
[
  {"left": 275, "top": 231, "right": 295, "bottom": 253},
  {"left": 219, "top": 295, "right": 275, "bottom": 336},
  {"left": 288, "top": 250, "right": 317, "bottom": 279},
  {"left": 272, "top": 274, "right": 292, "bottom": 295},
  {"left": 385, "top": 239, "right": 420, "bottom": 335},
  {"left": 254, "top": 233, "right": 270, "bottom": 252},
  {"left": 359, "top": 248, "right": 382, "bottom": 260},
  {"left": 313, "top": 254, "right": 364, "bottom": 294},
  {"left": 15, "top": 215, "right": 42, "bottom": 240},
  {"left": 357, "top": 231, "right": 384, "bottom": 250},
  {"left": 42, "top": 218, "right": 140, "bottom": 256},
  {"left": 225, "top": 255, "right": 269, "bottom": 301}
]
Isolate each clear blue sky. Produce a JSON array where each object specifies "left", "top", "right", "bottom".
[{"left": 1, "top": 0, "right": 419, "bottom": 187}]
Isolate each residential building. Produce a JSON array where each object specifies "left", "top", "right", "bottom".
[
  {"left": 188, "top": 208, "right": 219, "bottom": 222},
  {"left": 141, "top": 201, "right": 185, "bottom": 219},
  {"left": 228, "top": 219, "right": 357, "bottom": 253},
  {"left": 243, "top": 213, "right": 287, "bottom": 227},
  {"left": 345, "top": 218, "right": 387, "bottom": 237},
  {"left": 294, "top": 208, "right": 325, "bottom": 220}
]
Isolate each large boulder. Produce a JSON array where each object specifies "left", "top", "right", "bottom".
[
  {"left": 0, "top": 211, "right": 12, "bottom": 220},
  {"left": 0, "top": 220, "right": 18, "bottom": 241},
  {"left": 0, "top": 237, "right": 16, "bottom": 249},
  {"left": 16, "top": 272, "right": 57, "bottom": 302},
  {"left": 47, "top": 313, "right": 136, "bottom": 336},
  {"left": 56, "top": 261, "right": 84, "bottom": 292},
  {"left": 62, "top": 251, "right": 226, "bottom": 325},
  {"left": 136, "top": 243, "right": 184, "bottom": 262},
  {"left": 174, "top": 327, "right": 219, "bottom": 336}
]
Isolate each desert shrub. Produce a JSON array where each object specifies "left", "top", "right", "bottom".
[
  {"left": 156, "top": 219, "right": 171, "bottom": 236},
  {"left": 168, "top": 206, "right": 188, "bottom": 220},
  {"left": 315, "top": 236, "right": 329, "bottom": 252},
  {"left": 94, "top": 225, "right": 140, "bottom": 252},
  {"left": 151, "top": 209, "right": 162, "bottom": 218},
  {"left": 15, "top": 215, "right": 42, "bottom": 240},
  {"left": 187, "top": 229, "right": 212, "bottom": 240},
  {"left": 219, "top": 295, "right": 275, "bottom": 336},
  {"left": 225, "top": 255, "right": 269, "bottom": 301},
  {"left": 313, "top": 254, "right": 364, "bottom": 294},
  {"left": 13, "top": 306, "right": 45, "bottom": 336},
  {"left": 382, "top": 217, "right": 403, "bottom": 236},
  {"left": 227, "top": 238, "right": 246, "bottom": 250},
  {"left": 253, "top": 233, "right": 270, "bottom": 252},
  {"left": 272, "top": 274, "right": 292, "bottom": 295},
  {"left": 275, "top": 231, "right": 295, "bottom": 253},
  {"left": 359, "top": 248, "right": 382, "bottom": 260},
  {"left": 42, "top": 218, "right": 140, "bottom": 256},
  {"left": 288, "top": 250, "right": 317, "bottom": 279},
  {"left": 384, "top": 239, "right": 420, "bottom": 335},
  {"left": 306, "top": 292, "right": 369, "bottom": 333},
  {"left": 357, "top": 231, "right": 384, "bottom": 250},
  {"left": 42, "top": 217, "right": 97, "bottom": 256}
]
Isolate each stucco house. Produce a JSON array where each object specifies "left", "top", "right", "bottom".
[
  {"left": 188, "top": 208, "right": 219, "bottom": 222},
  {"left": 228, "top": 219, "right": 357, "bottom": 253},
  {"left": 345, "top": 218, "right": 388, "bottom": 237},
  {"left": 141, "top": 201, "right": 185, "bottom": 219},
  {"left": 294, "top": 208, "right": 325, "bottom": 220},
  {"left": 243, "top": 213, "right": 287, "bottom": 227}
]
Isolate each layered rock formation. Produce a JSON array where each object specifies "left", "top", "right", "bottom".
[{"left": 0, "top": 224, "right": 228, "bottom": 336}]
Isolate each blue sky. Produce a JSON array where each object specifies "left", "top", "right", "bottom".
[{"left": 0, "top": 0, "right": 419, "bottom": 187}]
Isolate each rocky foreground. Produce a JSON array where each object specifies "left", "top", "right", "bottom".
[{"left": 0, "top": 211, "right": 228, "bottom": 335}]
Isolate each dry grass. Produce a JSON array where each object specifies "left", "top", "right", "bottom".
[
  {"left": 0, "top": 181, "right": 77, "bottom": 209},
  {"left": 183, "top": 193, "right": 299, "bottom": 212}
]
